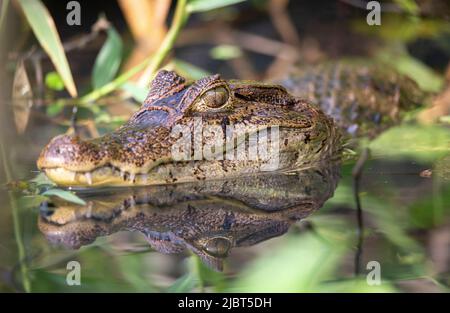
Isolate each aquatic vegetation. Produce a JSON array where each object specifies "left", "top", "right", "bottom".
[{"left": 0, "top": 0, "right": 449, "bottom": 293}]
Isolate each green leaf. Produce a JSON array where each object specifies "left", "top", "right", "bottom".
[
  {"left": 30, "top": 172, "right": 56, "bottom": 187},
  {"left": 45, "top": 71, "right": 64, "bottom": 91},
  {"left": 369, "top": 125, "right": 450, "bottom": 163},
  {"left": 352, "top": 15, "right": 450, "bottom": 44},
  {"left": 393, "top": 0, "right": 420, "bottom": 16},
  {"left": 187, "top": 0, "right": 247, "bottom": 13},
  {"left": 92, "top": 27, "right": 123, "bottom": 89},
  {"left": 42, "top": 189, "right": 86, "bottom": 206},
  {"left": 17, "top": 195, "right": 48, "bottom": 210},
  {"left": 46, "top": 101, "right": 65, "bottom": 117},
  {"left": 31, "top": 247, "right": 147, "bottom": 292},
  {"left": 186, "top": 254, "right": 227, "bottom": 292},
  {"left": 210, "top": 44, "right": 242, "bottom": 60},
  {"left": 229, "top": 233, "right": 347, "bottom": 292},
  {"left": 172, "top": 59, "right": 211, "bottom": 80},
  {"left": 114, "top": 253, "right": 156, "bottom": 292},
  {"left": 376, "top": 49, "right": 444, "bottom": 93},
  {"left": 121, "top": 83, "right": 148, "bottom": 103},
  {"left": 408, "top": 157, "right": 450, "bottom": 229},
  {"left": 166, "top": 273, "right": 197, "bottom": 293},
  {"left": 17, "top": 0, "right": 77, "bottom": 97}
]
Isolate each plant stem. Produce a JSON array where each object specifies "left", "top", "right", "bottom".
[
  {"left": 79, "top": 0, "right": 189, "bottom": 105},
  {"left": 136, "top": 0, "right": 189, "bottom": 87},
  {"left": 0, "top": 141, "right": 31, "bottom": 292},
  {"left": 78, "top": 55, "right": 152, "bottom": 104}
]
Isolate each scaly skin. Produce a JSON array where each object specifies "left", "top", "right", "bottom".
[
  {"left": 278, "top": 60, "right": 425, "bottom": 137},
  {"left": 38, "top": 164, "right": 340, "bottom": 271},
  {"left": 37, "top": 61, "right": 423, "bottom": 187},
  {"left": 37, "top": 70, "right": 341, "bottom": 187}
]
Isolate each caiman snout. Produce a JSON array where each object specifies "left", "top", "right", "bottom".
[{"left": 37, "top": 134, "right": 109, "bottom": 186}]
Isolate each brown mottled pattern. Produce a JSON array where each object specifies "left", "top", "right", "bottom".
[
  {"left": 37, "top": 69, "right": 342, "bottom": 186},
  {"left": 38, "top": 164, "right": 339, "bottom": 270},
  {"left": 278, "top": 60, "right": 426, "bottom": 137},
  {"left": 142, "top": 70, "right": 185, "bottom": 105}
]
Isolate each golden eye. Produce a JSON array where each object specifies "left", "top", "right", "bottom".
[
  {"left": 203, "top": 237, "right": 232, "bottom": 257},
  {"left": 201, "top": 87, "right": 229, "bottom": 108}
]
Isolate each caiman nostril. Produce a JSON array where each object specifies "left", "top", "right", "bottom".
[
  {"left": 37, "top": 134, "right": 75, "bottom": 169},
  {"left": 37, "top": 134, "right": 107, "bottom": 173}
]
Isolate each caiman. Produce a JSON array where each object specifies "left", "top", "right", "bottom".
[
  {"left": 39, "top": 164, "right": 340, "bottom": 271},
  {"left": 36, "top": 61, "right": 424, "bottom": 187}
]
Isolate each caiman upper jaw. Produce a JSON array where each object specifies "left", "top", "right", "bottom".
[
  {"left": 37, "top": 131, "right": 174, "bottom": 187},
  {"left": 37, "top": 134, "right": 107, "bottom": 172},
  {"left": 37, "top": 134, "right": 111, "bottom": 186}
]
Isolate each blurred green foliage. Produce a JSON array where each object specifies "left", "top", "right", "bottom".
[
  {"left": 17, "top": 0, "right": 77, "bottom": 97},
  {"left": 187, "top": 0, "right": 247, "bottom": 13},
  {"left": 46, "top": 100, "right": 66, "bottom": 117},
  {"left": 92, "top": 26, "right": 123, "bottom": 90},
  {"left": 353, "top": 13, "right": 450, "bottom": 43},
  {"left": 41, "top": 189, "right": 86, "bottom": 206},
  {"left": 45, "top": 72, "right": 65, "bottom": 91},
  {"left": 6, "top": 0, "right": 450, "bottom": 293},
  {"left": 376, "top": 48, "right": 444, "bottom": 92},
  {"left": 369, "top": 125, "right": 450, "bottom": 162},
  {"left": 210, "top": 45, "right": 243, "bottom": 60},
  {"left": 229, "top": 232, "right": 351, "bottom": 292},
  {"left": 393, "top": 0, "right": 420, "bottom": 16}
]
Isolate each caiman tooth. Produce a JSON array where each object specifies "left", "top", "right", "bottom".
[
  {"left": 129, "top": 196, "right": 136, "bottom": 207},
  {"left": 129, "top": 173, "right": 136, "bottom": 183},
  {"left": 69, "top": 171, "right": 76, "bottom": 182},
  {"left": 85, "top": 201, "right": 93, "bottom": 217},
  {"left": 85, "top": 172, "right": 93, "bottom": 185},
  {"left": 141, "top": 174, "right": 148, "bottom": 184}
]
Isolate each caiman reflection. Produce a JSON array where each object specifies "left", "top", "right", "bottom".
[{"left": 38, "top": 162, "right": 340, "bottom": 271}]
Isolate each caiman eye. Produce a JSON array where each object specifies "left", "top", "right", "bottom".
[
  {"left": 203, "top": 237, "right": 232, "bottom": 257},
  {"left": 201, "top": 87, "right": 229, "bottom": 108}
]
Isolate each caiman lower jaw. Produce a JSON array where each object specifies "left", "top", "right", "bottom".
[{"left": 42, "top": 165, "right": 166, "bottom": 187}]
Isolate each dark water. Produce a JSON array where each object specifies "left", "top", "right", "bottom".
[{"left": 0, "top": 109, "right": 449, "bottom": 292}]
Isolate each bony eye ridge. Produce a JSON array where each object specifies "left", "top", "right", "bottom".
[{"left": 201, "top": 86, "right": 229, "bottom": 108}]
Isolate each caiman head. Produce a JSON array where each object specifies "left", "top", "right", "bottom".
[{"left": 37, "top": 70, "right": 341, "bottom": 187}]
